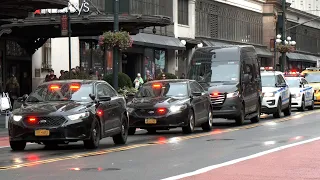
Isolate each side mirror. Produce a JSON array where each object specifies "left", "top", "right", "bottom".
[
  {"left": 192, "top": 92, "right": 202, "bottom": 96},
  {"left": 243, "top": 74, "right": 250, "bottom": 83},
  {"left": 89, "top": 94, "right": 96, "bottom": 101},
  {"left": 18, "top": 94, "right": 28, "bottom": 102},
  {"left": 275, "top": 83, "right": 287, "bottom": 87},
  {"left": 99, "top": 96, "right": 111, "bottom": 102}
]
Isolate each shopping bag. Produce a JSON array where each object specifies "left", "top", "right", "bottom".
[{"left": 0, "top": 93, "right": 11, "bottom": 111}]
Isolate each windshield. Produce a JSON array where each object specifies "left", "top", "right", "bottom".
[
  {"left": 136, "top": 83, "right": 188, "bottom": 98},
  {"left": 188, "top": 61, "right": 239, "bottom": 83},
  {"left": 304, "top": 73, "right": 320, "bottom": 83},
  {"left": 285, "top": 78, "right": 300, "bottom": 87},
  {"left": 26, "top": 83, "right": 93, "bottom": 102},
  {"left": 261, "top": 75, "right": 275, "bottom": 87}
]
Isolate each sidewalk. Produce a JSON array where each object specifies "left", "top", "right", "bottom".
[{"left": 181, "top": 139, "right": 320, "bottom": 180}]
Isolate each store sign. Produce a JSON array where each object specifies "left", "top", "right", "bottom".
[
  {"left": 61, "top": 15, "right": 68, "bottom": 36},
  {"left": 35, "top": 0, "right": 90, "bottom": 15}
]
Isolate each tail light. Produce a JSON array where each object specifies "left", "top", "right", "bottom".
[
  {"left": 211, "top": 92, "right": 219, "bottom": 97},
  {"left": 97, "top": 109, "right": 103, "bottom": 116},
  {"left": 157, "top": 108, "right": 167, "bottom": 115}
]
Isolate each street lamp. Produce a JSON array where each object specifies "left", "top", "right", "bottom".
[
  {"left": 275, "top": 34, "right": 297, "bottom": 71},
  {"left": 112, "top": 0, "right": 119, "bottom": 90}
]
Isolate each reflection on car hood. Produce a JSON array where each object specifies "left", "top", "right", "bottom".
[
  {"left": 128, "top": 96, "right": 189, "bottom": 108},
  {"left": 12, "top": 101, "right": 92, "bottom": 116}
]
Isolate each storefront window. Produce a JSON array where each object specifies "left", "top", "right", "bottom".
[
  {"left": 155, "top": 50, "right": 166, "bottom": 77},
  {"left": 79, "top": 41, "right": 104, "bottom": 75}
]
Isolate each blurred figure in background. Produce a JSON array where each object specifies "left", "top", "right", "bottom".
[
  {"left": 59, "top": 70, "right": 65, "bottom": 80},
  {"left": 6, "top": 74, "right": 20, "bottom": 107},
  {"left": 134, "top": 73, "right": 144, "bottom": 89},
  {"left": 45, "top": 69, "right": 58, "bottom": 82}
]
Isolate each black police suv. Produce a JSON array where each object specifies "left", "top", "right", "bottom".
[
  {"left": 188, "top": 45, "right": 262, "bottom": 125},
  {"left": 8, "top": 80, "right": 129, "bottom": 151},
  {"left": 127, "top": 79, "right": 213, "bottom": 135}
]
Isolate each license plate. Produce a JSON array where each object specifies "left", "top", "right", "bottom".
[
  {"left": 35, "top": 129, "right": 50, "bottom": 136},
  {"left": 145, "top": 118, "right": 157, "bottom": 124}
]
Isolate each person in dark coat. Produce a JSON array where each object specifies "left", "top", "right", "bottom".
[{"left": 45, "top": 69, "right": 58, "bottom": 82}]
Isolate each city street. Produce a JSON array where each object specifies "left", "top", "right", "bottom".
[{"left": 0, "top": 109, "right": 320, "bottom": 180}]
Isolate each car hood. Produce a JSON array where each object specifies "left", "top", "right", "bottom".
[
  {"left": 12, "top": 101, "right": 92, "bottom": 116},
  {"left": 128, "top": 96, "right": 189, "bottom": 109},
  {"left": 262, "top": 87, "right": 280, "bottom": 93},
  {"left": 204, "top": 83, "right": 238, "bottom": 94},
  {"left": 309, "top": 83, "right": 320, "bottom": 90}
]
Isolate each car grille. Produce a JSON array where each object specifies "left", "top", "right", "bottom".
[
  {"left": 134, "top": 109, "right": 156, "bottom": 117},
  {"left": 23, "top": 116, "right": 66, "bottom": 128},
  {"left": 210, "top": 93, "right": 226, "bottom": 105}
]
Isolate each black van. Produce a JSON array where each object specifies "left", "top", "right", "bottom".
[{"left": 188, "top": 45, "right": 262, "bottom": 125}]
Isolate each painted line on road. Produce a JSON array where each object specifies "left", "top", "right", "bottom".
[
  {"left": 161, "top": 136, "right": 320, "bottom": 180},
  {"left": 0, "top": 110, "right": 319, "bottom": 170}
]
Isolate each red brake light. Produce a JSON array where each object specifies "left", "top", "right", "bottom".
[
  {"left": 70, "top": 84, "right": 81, "bottom": 90},
  {"left": 152, "top": 84, "right": 162, "bottom": 88},
  {"left": 157, "top": 108, "right": 167, "bottom": 115},
  {"left": 211, "top": 92, "right": 219, "bottom": 97},
  {"left": 97, "top": 110, "right": 103, "bottom": 116},
  {"left": 28, "top": 117, "right": 36, "bottom": 123},
  {"left": 49, "top": 85, "right": 60, "bottom": 90}
]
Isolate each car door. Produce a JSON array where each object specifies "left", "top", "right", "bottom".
[
  {"left": 278, "top": 75, "right": 290, "bottom": 107},
  {"left": 96, "top": 83, "right": 114, "bottom": 133},
  {"left": 302, "top": 78, "right": 312, "bottom": 105},
  {"left": 193, "top": 81, "right": 209, "bottom": 121},
  {"left": 189, "top": 81, "right": 203, "bottom": 121},
  {"left": 242, "top": 62, "right": 255, "bottom": 114},
  {"left": 104, "top": 83, "right": 123, "bottom": 129}
]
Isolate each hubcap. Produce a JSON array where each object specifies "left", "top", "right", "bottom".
[
  {"left": 190, "top": 115, "right": 194, "bottom": 129},
  {"left": 93, "top": 128, "right": 97, "bottom": 142},
  {"left": 208, "top": 112, "right": 213, "bottom": 126}
]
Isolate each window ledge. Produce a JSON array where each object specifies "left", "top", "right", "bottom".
[{"left": 178, "top": 24, "right": 190, "bottom": 28}]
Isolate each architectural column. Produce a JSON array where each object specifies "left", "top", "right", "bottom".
[
  {"left": 31, "top": 48, "right": 44, "bottom": 91},
  {"left": 189, "top": 0, "right": 196, "bottom": 39}
]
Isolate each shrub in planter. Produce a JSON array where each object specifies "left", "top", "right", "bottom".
[
  {"left": 99, "top": 31, "right": 133, "bottom": 51},
  {"left": 156, "top": 73, "right": 178, "bottom": 80},
  {"left": 60, "top": 72, "right": 91, "bottom": 80},
  {"left": 103, "top": 72, "right": 132, "bottom": 89}
]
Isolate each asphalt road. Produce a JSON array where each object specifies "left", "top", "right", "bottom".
[{"left": 0, "top": 109, "right": 320, "bottom": 180}]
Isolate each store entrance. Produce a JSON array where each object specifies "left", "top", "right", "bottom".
[{"left": 6, "top": 60, "right": 32, "bottom": 96}]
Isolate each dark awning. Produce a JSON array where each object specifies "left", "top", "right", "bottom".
[
  {"left": 200, "top": 39, "right": 273, "bottom": 58},
  {"left": 131, "top": 33, "right": 186, "bottom": 50},
  {"left": 287, "top": 53, "right": 320, "bottom": 63},
  {"left": 178, "top": 37, "right": 202, "bottom": 48}
]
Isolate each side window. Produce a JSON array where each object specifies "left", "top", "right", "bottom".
[
  {"left": 193, "top": 82, "right": 205, "bottom": 92},
  {"left": 190, "top": 82, "right": 201, "bottom": 93},
  {"left": 277, "top": 75, "right": 286, "bottom": 84},
  {"left": 96, "top": 84, "right": 108, "bottom": 97},
  {"left": 105, "top": 83, "right": 117, "bottom": 97},
  {"left": 302, "top": 79, "right": 308, "bottom": 84}
]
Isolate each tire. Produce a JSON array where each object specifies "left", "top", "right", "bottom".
[
  {"left": 273, "top": 99, "right": 282, "bottom": 118},
  {"left": 84, "top": 120, "right": 101, "bottom": 149},
  {"left": 250, "top": 102, "right": 261, "bottom": 123},
  {"left": 283, "top": 97, "right": 292, "bottom": 116},
  {"left": 298, "top": 96, "right": 305, "bottom": 111},
  {"left": 113, "top": 115, "right": 128, "bottom": 145},
  {"left": 202, "top": 108, "right": 213, "bottom": 131},
  {"left": 128, "top": 127, "right": 136, "bottom": 135},
  {"left": 182, "top": 109, "right": 195, "bottom": 134},
  {"left": 10, "top": 141, "right": 26, "bottom": 151},
  {"left": 235, "top": 104, "right": 245, "bottom": 125},
  {"left": 308, "top": 94, "right": 315, "bottom": 110}
]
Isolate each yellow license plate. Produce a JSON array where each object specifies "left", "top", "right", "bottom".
[
  {"left": 35, "top": 129, "right": 50, "bottom": 136},
  {"left": 145, "top": 119, "right": 157, "bottom": 124}
]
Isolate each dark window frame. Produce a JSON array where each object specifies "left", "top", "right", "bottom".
[{"left": 178, "top": 0, "right": 189, "bottom": 25}]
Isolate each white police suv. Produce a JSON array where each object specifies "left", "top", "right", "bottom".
[
  {"left": 260, "top": 67, "right": 291, "bottom": 118},
  {"left": 284, "top": 72, "right": 314, "bottom": 111}
]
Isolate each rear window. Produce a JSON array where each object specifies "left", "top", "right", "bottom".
[
  {"left": 26, "top": 82, "right": 93, "bottom": 102},
  {"left": 136, "top": 82, "right": 188, "bottom": 98}
]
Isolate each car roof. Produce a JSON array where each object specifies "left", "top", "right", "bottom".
[
  {"left": 261, "top": 71, "right": 283, "bottom": 76},
  {"left": 144, "top": 79, "right": 192, "bottom": 85},
  {"left": 285, "top": 77, "right": 302, "bottom": 80},
  {"left": 41, "top": 79, "right": 106, "bottom": 85}
]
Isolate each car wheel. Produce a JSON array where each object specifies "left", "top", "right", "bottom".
[
  {"left": 308, "top": 95, "right": 315, "bottom": 110},
  {"left": 182, "top": 109, "right": 195, "bottom": 134},
  {"left": 202, "top": 108, "right": 213, "bottom": 131},
  {"left": 235, "top": 105, "right": 245, "bottom": 125},
  {"left": 273, "top": 99, "right": 282, "bottom": 118},
  {"left": 10, "top": 141, "right": 26, "bottom": 151},
  {"left": 84, "top": 120, "right": 101, "bottom": 149},
  {"left": 298, "top": 96, "right": 305, "bottom": 111},
  {"left": 250, "top": 102, "right": 261, "bottom": 123},
  {"left": 113, "top": 115, "right": 128, "bottom": 145},
  {"left": 283, "top": 98, "right": 292, "bottom": 116},
  {"left": 128, "top": 127, "right": 136, "bottom": 135}
]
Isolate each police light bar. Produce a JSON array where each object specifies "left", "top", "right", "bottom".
[
  {"left": 260, "top": 67, "right": 273, "bottom": 71},
  {"left": 284, "top": 71, "right": 300, "bottom": 77}
]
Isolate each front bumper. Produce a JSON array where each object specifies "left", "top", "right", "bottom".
[
  {"left": 9, "top": 117, "right": 93, "bottom": 143},
  {"left": 211, "top": 97, "right": 242, "bottom": 119},
  {"left": 291, "top": 96, "right": 303, "bottom": 108},
  {"left": 129, "top": 109, "right": 189, "bottom": 129},
  {"left": 261, "top": 96, "right": 278, "bottom": 114}
]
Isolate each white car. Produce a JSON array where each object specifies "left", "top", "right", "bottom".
[
  {"left": 285, "top": 76, "right": 314, "bottom": 111},
  {"left": 261, "top": 70, "right": 291, "bottom": 118}
]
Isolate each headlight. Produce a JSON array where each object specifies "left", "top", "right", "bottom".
[
  {"left": 295, "top": 93, "right": 301, "bottom": 97},
  {"left": 226, "top": 91, "right": 239, "bottom": 98},
  {"left": 127, "top": 107, "right": 135, "bottom": 113},
  {"left": 169, "top": 105, "right": 187, "bottom": 113},
  {"left": 13, "top": 115, "right": 22, "bottom": 122},
  {"left": 67, "top": 112, "right": 89, "bottom": 121},
  {"left": 264, "top": 92, "right": 275, "bottom": 97}
]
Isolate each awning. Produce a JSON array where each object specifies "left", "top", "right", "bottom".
[
  {"left": 131, "top": 33, "right": 186, "bottom": 50},
  {"left": 201, "top": 39, "right": 273, "bottom": 58},
  {"left": 287, "top": 53, "right": 320, "bottom": 63}
]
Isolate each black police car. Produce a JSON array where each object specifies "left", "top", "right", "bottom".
[
  {"left": 8, "top": 80, "right": 129, "bottom": 151},
  {"left": 127, "top": 79, "right": 213, "bottom": 134}
]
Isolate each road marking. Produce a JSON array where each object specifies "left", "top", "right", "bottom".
[
  {"left": 0, "top": 109, "right": 319, "bottom": 170},
  {"left": 161, "top": 136, "right": 320, "bottom": 180}
]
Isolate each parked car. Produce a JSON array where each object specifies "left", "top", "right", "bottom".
[
  {"left": 8, "top": 80, "right": 129, "bottom": 151},
  {"left": 127, "top": 79, "right": 213, "bottom": 134}
]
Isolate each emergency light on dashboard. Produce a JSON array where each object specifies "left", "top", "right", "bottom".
[{"left": 260, "top": 67, "right": 273, "bottom": 71}]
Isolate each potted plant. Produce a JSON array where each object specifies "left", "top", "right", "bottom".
[
  {"left": 98, "top": 31, "right": 133, "bottom": 51},
  {"left": 276, "top": 44, "right": 295, "bottom": 53}
]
